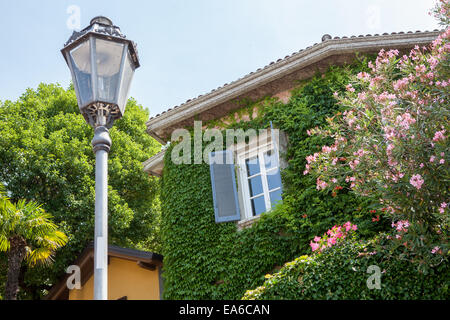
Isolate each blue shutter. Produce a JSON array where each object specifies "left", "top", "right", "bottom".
[{"left": 209, "top": 150, "right": 241, "bottom": 223}]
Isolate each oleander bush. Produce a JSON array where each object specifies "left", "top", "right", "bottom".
[{"left": 305, "top": 8, "right": 449, "bottom": 272}]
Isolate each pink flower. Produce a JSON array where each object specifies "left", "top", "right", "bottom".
[
  {"left": 409, "top": 174, "right": 424, "bottom": 190},
  {"left": 316, "top": 178, "right": 328, "bottom": 190},
  {"left": 343, "top": 222, "right": 351, "bottom": 231},
  {"left": 431, "top": 246, "right": 440, "bottom": 254},
  {"left": 392, "top": 220, "right": 409, "bottom": 232},
  {"left": 349, "top": 159, "right": 360, "bottom": 169},
  {"left": 310, "top": 241, "right": 320, "bottom": 252},
  {"left": 396, "top": 112, "right": 416, "bottom": 130},
  {"left": 358, "top": 92, "right": 367, "bottom": 100},
  {"left": 388, "top": 157, "right": 398, "bottom": 167},
  {"left": 383, "top": 126, "right": 397, "bottom": 141},
  {"left": 314, "top": 236, "right": 321, "bottom": 242},
  {"left": 306, "top": 153, "right": 319, "bottom": 164},
  {"left": 322, "top": 145, "right": 335, "bottom": 153},
  {"left": 357, "top": 72, "right": 370, "bottom": 80},
  {"left": 386, "top": 144, "right": 394, "bottom": 153},
  {"left": 440, "top": 159, "right": 445, "bottom": 164},
  {"left": 327, "top": 237, "right": 337, "bottom": 246},
  {"left": 353, "top": 148, "right": 366, "bottom": 157},
  {"left": 430, "top": 156, "right": 436, "bottom": 163},
  {"left": 346, "top": 84, "right": 355, "bottom": 92},
  {"left": 393, "top": 78, "right": 409, "bottom": 91},
  {"left": 433, "top": 130, "right": 446, "bottom": 142}
]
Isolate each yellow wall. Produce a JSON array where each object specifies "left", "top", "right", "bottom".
[{"left": 69, "top": 257, "right": 160, "bottom": 300}]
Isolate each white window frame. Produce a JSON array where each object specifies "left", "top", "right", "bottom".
[{"left": 235, "top": 139, "right": 282, "bottom": 220}]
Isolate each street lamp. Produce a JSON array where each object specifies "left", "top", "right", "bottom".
[{"left": 61, "top": 16, "right": 140, "bottom": 300}]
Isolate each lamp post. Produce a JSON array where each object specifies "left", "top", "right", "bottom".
[{"left": 61, "top": 16, "right": 140, "bottom": 300}]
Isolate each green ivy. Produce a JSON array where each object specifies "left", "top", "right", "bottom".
[{"left": 160, "top": 57, "right": 387, "bottom": 299}]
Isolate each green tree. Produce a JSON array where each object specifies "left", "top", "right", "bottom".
[
  {"left": 0, "top": 83, "right": 161, "bottom": 299},
  {"left": 0, "top": 185, "right": 68, "bottom": 300}
]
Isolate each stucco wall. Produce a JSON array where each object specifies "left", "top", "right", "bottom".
[{"left": 69, "top": 257, "right": 160, "bottom": 300}]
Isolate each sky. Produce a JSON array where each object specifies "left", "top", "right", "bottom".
[{"left": 0, "top": 0, "right": 440, "bottom": 118}]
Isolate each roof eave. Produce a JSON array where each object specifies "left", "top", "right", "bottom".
[
  {"left": 143, "top": 150, "right": 165, "bottom": 176},
  {"left": 146, "top": 30, "right": 440, "bottom": 139}
]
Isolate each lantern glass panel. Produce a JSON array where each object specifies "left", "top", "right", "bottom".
[
  {"left": 69, "top": 39, "right": 93, "bottom": 106},
  {"left": 94, "top": 38, "right": 125, "bottom": 103},
  {"left": 118, "top": 50, "right": 135, "bottom": 110}
]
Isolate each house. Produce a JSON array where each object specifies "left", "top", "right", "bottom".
[
  {"left": 45, "top": 243, "right": 163, "bottom": 300},
  {"left": 142, "top": 30, "right": 441, "bottom": 299},
  {"left": 143, "top": 30, "right": 439, "bottom": 228}
]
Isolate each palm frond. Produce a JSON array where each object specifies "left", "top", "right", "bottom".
[
  {"left": 26, "top": 247, "right": 55, "bottom": 267},
  {"left": 35, "top": 230, "right": 68, "bottom": 249},
  {"left": 0, "top": 234, "right": 10, "bottom": 252},
  {"left": 1, "top": 196, "right": 68, "bottom": 266}
]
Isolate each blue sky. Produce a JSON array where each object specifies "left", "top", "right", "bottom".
[{"left": 0, "top": 0, "right": 440, "bottom": 117}]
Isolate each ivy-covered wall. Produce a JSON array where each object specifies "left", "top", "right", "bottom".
[{"left": 160, "top": 57, "right": 388, "bottom": 299}]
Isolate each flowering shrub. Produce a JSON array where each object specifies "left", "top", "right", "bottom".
[
  {"left": 432, "top": 0, "right": 450, "bottom": 26},
  {"left": 310, "top": 222, "right": 358, "bottom": 253},
  {"left": 242, "top": 236, "right": 450, "bottom": 300},
  {"left": 304, "top": 1, "right": 449, "bottom": 270}
]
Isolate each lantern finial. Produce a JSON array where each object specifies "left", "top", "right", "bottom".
[{"left": 90, "top": 16, "right": 113, "bottom": 26}]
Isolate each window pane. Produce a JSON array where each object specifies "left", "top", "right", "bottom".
[
  {"left": 267, "top": 168, "right": 282, "bottom": 190},
  {"left": 95, "top": 38, "right": 125, "bottom": 103},
  {"left": 245, "top": 157, "right": 260, "bottom": 176},
  {"left": 264, "top": 150, "right": 277, "bottom": 169},
  {"left": 269, "top": 189, "right": 282, "bottom": 207},
  {"left": 69, "top": 40, "right": 92, "bottom": 106},
  {"left": 251, "top": 195, "right": 266, "bottom": 216},
  {"left": 248, "top": 175, "right": 263, "bottom": 197},
  {"left": 95, "top": 39, "right": 124, "bottom": 76},
  {"left": 118, "top": 50, "right": 135, "bottom": 110}
]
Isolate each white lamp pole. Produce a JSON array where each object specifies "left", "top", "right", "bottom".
[
  {"left": 61, "top": 16, "right": 140, "bottom": 300},
  {"left": 92, "top": 125, "right": 111, "bottom": 299}
]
